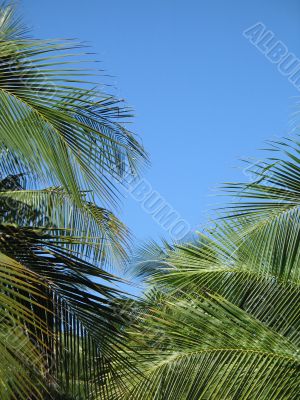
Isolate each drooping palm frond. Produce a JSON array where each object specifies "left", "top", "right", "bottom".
[
  {"left": 0, "top": 0, "right": 148, "bottom": 266},
  {"left": 131, "top": 218, "right": 300, "bottom": 345},
  {"left": 124, "top": 135, "right": 300, "bottom": 399},
  {"left": 115, "top": 292, "right": 299, "bottom": 400},
  {"left": 0, "top": 178, "right": 130, "bottom": 265},
  {"left": 0, "top": 3, "right": 147, "bottom": 209},
  {"left": 221, "top": 136, "right": 300, "bottom": 273},
  {"left": 0, "top": 3, "right": 145, "bottom": 398},
  {"left": 0, "top": 224, "right": 137, "bottom": 399},
  {"left": 0, "top": 253, "right": 52, "bottom": 399}
]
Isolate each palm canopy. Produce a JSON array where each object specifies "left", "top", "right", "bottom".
[
  {"left": 0, "top": 223, "right": 137, "bottom": 399},
  {"left": 0, "top": 2, "right": 148, "bottom": 265},
  {"left": 121, "top": 137, "right": 300, "bottom": 399},
  {"left": 0, "top": 3, "right": 146, "bottom": 399}
]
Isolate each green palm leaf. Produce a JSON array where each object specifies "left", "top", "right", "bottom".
[
  {"left": 0, "top": 224, "right": 136, "bottom": 399},
  {"left": 118, "top": 293, "right": 300, "bottom": 399},
  {"left": 0, "top": 3, "right": 147, "bottom": 397},
  {"left": 0, "top": 3, "right": 147, "bottom": 209},
  {"left": 0, "top": 183, "right": 130, "bottom": 265},
  {"left": 222, "top": 137, "right": 300, "bottom": 279},
  {"left": 125, "top": 136, "right": 300, "bottom": 399},
  {"left": 0, "top": 253, "right": 52, "bottom": 399}
]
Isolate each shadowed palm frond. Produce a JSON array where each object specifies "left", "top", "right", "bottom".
[
  {"left": 0, "top": 181, "right": 130, "bottom": 266},
  {"left": 0, "top": 253, "right": 52, "bottom": 399},
  {"left": 0, "top": 224, "right": 137, "bottom": 399}
]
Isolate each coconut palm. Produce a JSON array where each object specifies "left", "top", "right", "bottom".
[
  {"left": 0, "top": 2, "right": 146, "bottom": 398},
  {"left": 119, "top": 137, "right": 300, "bottom": 399}
]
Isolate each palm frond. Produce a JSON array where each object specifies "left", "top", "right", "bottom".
[
  {"left": 0, "top": 224, "right": 137, "bottom": 398},
  {"left": 0, "top": 3, "right": 147, "bottom": 210},
  {"left": 0, "top": 184, "right": 130, "bottom": 265},
  {"left": 131, "top": 217, "right": 300, "bottom": 344},
  {"left": 221, "top": 137, "right": 300, "bottom": 281},
  {"left": 118, "top": 293, "right": 300, "bottom": 399},
  {"left": 0, "top": 253, "right": 51, "bottom": 399}
]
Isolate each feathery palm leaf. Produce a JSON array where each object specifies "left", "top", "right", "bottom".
[
  {"left": 115, "top": 292, "right": 300, "bottom": 399},
  {"left": 222, "top": 137, "right": 300, "bottom": 275},
  {"left": 0, "top": 178, "right": 129, "bottom": 265},
  {"left": 0, "top": 2, "right": 147, "bottom": 264},
  {"left": 0, "top": 253, "right": 52, "bottom": 399},
  {"left": 125, "top": 137, "right": 300, "bottom": 399},
  {"left": 0, "top": 3, "right": 146, "bottom": 398},
  {"left": 0, "top": 27, "right": 147, "bottom": 206},
  {"left": 0, "top": 223, "right": 136, "bottom": 398}
]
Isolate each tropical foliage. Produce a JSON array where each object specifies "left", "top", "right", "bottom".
[
  {"left": 1, "top": 1, "right": 300, "bottom": 399},
  {"left": 0, "top": 2, "right": 146, "bottom": 399},
  {"left": 118, "top": 139, "right": 300, "bottom": 399}
]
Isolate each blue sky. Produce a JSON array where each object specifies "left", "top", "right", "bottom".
[{"left": 22, "top": 0, "right": 300, "bottom": 246}]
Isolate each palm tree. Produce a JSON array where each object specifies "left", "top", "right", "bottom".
[
  {"left": 0, "top": 3, "right": 147, "bottom": 399},
  {"left": 119, "top": 137, "right": 300, "bottom": 399}
]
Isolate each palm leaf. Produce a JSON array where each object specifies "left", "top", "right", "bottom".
[
  {"left": 0, "top": 253, "right": 52, "bottom": 399},
  {"left": 118, "top": 293, "right": 300, "bottom": 399},
  {"left": 0, "top": 183, "right": 130, "bottom": 265},
  {"left": 0, "top": 3, "right": 147, "bottom": 209},
  {"left": 0, "top": 224, "right": 137, "bottom": 398},
  {"left": 221, "top": 137, "right": 300, "bottom": 279}
]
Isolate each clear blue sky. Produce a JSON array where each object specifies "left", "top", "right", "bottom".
[{"left": 22, "top": 0, "right": 300, "bottom": 245}]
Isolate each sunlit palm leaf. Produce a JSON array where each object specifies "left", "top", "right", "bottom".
[
  {"left": 126, "top": 136, "right": 300, "bottom": 399},
  {"left": 222, "top": 137, "right": 300, "bottom": 279},
  {"left": 0, "top": 4, "right": 147, "bottom": 209},
  {"left": 117, "top": 293, "right": 300, "bottom": 399}
]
